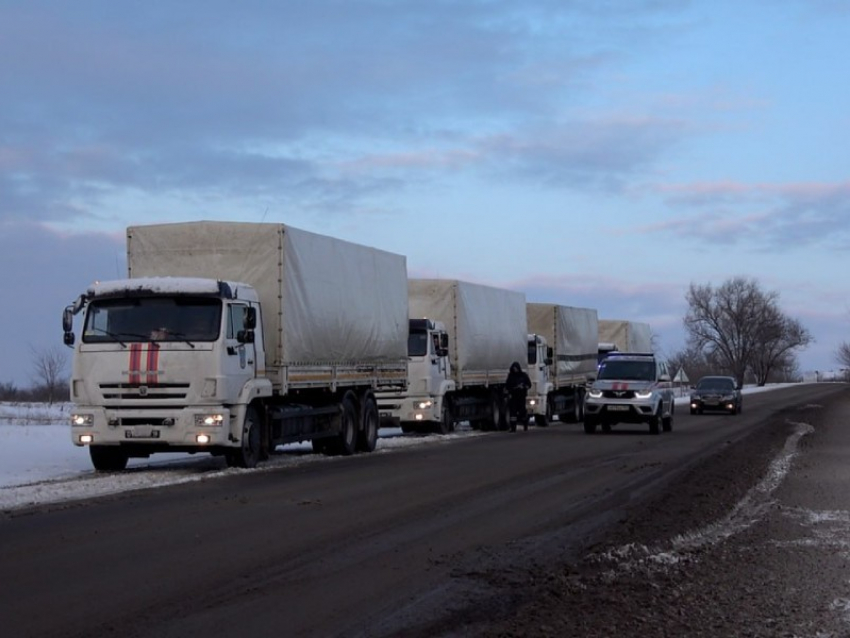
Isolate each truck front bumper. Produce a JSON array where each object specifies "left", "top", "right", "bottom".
[{"left": 69, "top": 406, "right": 235, "bottom": 448}]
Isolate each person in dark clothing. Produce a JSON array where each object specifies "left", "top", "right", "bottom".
[{"left": 505, "top": 361, "right": 532, "bottom": 431}]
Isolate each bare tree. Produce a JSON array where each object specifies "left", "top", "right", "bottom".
[
  {"left": 684, "top": 276, "right": 811, "bottom": 387},
  {"left": 749, "top": 312, "right": 812, "bottom": 385},
  {"left": 836, "top": 342, "right": 850, "bottom": 369},
  {"left": 666, "top": 345, "right": 720, "bottom": 386},
  {"left": 30, "top": 345, "right": 69, "bottom": 404}
]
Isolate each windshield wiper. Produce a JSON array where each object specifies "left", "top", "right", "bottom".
[{"left": 165, "top": 332, "right": 196, "bottom": 348}]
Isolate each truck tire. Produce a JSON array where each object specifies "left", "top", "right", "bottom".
[
  {"left": 568, "top": 396, "right": 581, "bottom": 423},
  {"left": 336, "top": 391, "right": 358, "bottom": 456},
  {"left": 89, "top": 446, "right": 129, "bottom": 472},
  {"left": 436, "top": 400, "right": 453, "bottom": 435},
  {"left": 356, "top": 394, "right": 379, "bottom": 453},
  {"left": 577, "top": 389, "right": 586, "bottom": 422},
  {"left": 226, "top": 406, "right": 262, "bottom": 468}
]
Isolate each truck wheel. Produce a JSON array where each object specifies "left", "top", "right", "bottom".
[
  {"left": 356, "top": 394, "right": 379, "bottom": 453},
  {"left": 337, "top": 392, "right": 358, "bottom": 456},
  {"left": 89, "top": 446, "right": 129, "bottom": 472},
  {"left": 436, "top": 400, "right": 453, "bottom": 435},
  {"left": 568, "top": 396, "right": 581, "bottom": 423},
  {"left": 226, "top": 406, "right": 262, "bottom": 468},
  {"left": 489, "top": 392, "right": 504, "bottom": 431}
]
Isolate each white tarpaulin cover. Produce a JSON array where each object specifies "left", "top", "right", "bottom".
[
  {"left": 598, "top": 319, "right": 653, "bottom": 353},
  {"left": 127, "top": 221, "right": 409, "bottom": 368},
  {"left": 408, "top": 279, "right": 527, "bottom": 384},
  {"left": 526, "top": 303, "right": 598, "bottom": 382}
]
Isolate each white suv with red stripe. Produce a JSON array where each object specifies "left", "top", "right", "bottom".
[{"left": 583, "top": 353, "right": 674, "bottom": 435}]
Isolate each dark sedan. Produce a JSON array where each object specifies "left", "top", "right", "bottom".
[{"left": 690, "top": 376, "right": 742, "bottom": 415}]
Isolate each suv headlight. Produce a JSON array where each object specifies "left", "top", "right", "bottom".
[
  {"left": 635, "top": 390, "right": 653, "bottom": 399},
  {"left": 587, "top": 388, "right": 603, "bottom": 399}
]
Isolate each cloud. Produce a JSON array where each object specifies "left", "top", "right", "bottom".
[{"left": 625, "top": 181, "right": 850, "bottom": 248}]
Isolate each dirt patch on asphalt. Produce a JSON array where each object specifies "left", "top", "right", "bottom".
[{"left": 444, "top": 395, "right": 846, "bottom": 637}]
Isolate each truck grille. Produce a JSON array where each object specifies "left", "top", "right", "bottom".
[{"left": 99, "top": 383, "right": 190, "bottom": 400}]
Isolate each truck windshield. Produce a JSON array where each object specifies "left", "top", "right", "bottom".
[
  {"left": 598, "top": 360, "right": 655, "bottom": 382},
  {"left": 82, "top": 297, "right": 222, "bottom": 344},
  {"left": 408, "top": 329, "right": 429, "bottom": 357}
]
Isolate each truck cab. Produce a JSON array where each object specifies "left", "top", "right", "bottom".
[
  {"left": 377, "top": 318, "right": 453, "bottom": 433},
  {"left": 63, "top": 277, "right": 270, "bottom": 470},
  {"left": 526, "top": 334, "right": 553, "bottom": 423}
]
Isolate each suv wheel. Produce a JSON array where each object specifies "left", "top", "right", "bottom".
[
  {"left": 662, "top": 409, "right": 673, "bottom": 432},
  {"left": 583, "top": 417, "right": 597, "bottom": 434},
  {"left": 649, "top": 407, "right": 661, "bottom": 435}
]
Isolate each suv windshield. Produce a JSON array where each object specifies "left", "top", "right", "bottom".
[
  {"left": 82, "top": 297, "right": 222, "bottom": 343},
  {"left": 598, "top": 359, "right": 655, "bottom": 382}
]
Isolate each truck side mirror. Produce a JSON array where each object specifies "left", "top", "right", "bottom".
[
  {"left": 62, "top": 306, "right": 75, "bottom": 346},
  {"left": 546, "top": 346, "right": 554, "bottom": 359},
  {"left": 243, "top": 307, "right": 257, "bottom": 330},
  {"left": 62, "top": 306, "right": 74, "bottom": 332},
  {"left": 436, "top": 333, "right": 449, "bottom": 357}
]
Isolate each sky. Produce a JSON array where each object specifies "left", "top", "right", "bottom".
[{"left": 2, "top": 0, "right": 849, "bottom": 387}]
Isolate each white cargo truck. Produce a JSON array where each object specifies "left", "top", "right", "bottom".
[
  {"left": 62, "top": 221, "right": 409, "bottom": 471},
  {"left": 597, "top": 319, "right": 653, "bottom": 363},
  {"left": 377, "top": 279, "right": 527, "bottom": 434},
  {"left": 526, "top": 303, "right": 598, "bottom": 425}
]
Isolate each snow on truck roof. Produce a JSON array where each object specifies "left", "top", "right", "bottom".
[{"left": 87, "top": 277, "right": 253, "bottom": 299}]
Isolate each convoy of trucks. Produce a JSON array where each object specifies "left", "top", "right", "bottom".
[
  {"left": 377, "top": 279, "right": 527, "bottom": 434},
  {"left": 62, "top": 221, "right": 658, "bottom": 470}
]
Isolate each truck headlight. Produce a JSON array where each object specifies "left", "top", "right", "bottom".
[
  {"left": 417, "top": 401, "right": 433, "bottom": 410},
  {"left": 71, "top": 413, "right": 93, "bottom": 427},
  {"left": 195, "top": 414, "right": 225, "bottom": 427}
]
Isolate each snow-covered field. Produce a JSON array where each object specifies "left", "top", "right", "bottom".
[{"left": 0, "top": 385, "right": 796, "bottom": 512}]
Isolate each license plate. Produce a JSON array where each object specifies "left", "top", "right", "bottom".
[{"left": 607, "top": 405, "right": 630, "bottom": 412}]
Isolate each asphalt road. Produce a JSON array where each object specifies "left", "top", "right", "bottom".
[{"left": 0, "top": 383, "right": 845, "bottom": 638}]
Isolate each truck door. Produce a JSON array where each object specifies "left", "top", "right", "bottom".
[{"left": 222, "top": 302, "right": 257, "bottom": 398}]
